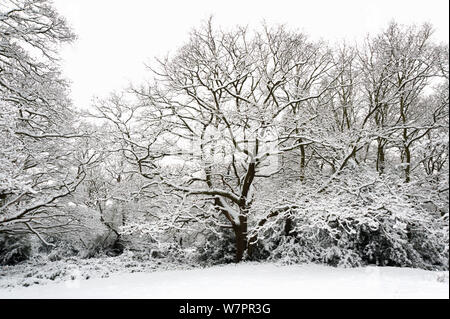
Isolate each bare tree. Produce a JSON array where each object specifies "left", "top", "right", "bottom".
[
  {"left": 359, "top": 22, "right": 447, "bottom": 182},
  {"left": 0, "top": 0, "right": 88, "bottom": 242},
  {"left": 93, "top": 20, "right": 338, "bottom": 261}
]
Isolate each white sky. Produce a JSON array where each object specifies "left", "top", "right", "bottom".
[{"left": 52, "top": 0, "right": 449, "bottom": 110}]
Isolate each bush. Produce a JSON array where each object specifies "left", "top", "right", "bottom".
[
  {"left": 39, "top": 238, "right": 80, "bottom": 262},
  {"left": 257, "top": 169, "right": 449, "bottom": 270},
  {"left": 0, "top": 234, "right": 32, "bottom": 266},
  {"left": 196, "top": 229, "right": 236, "bottom": 265},
  {"left": 80, "top": 233, "right": 125, "bottom": 259}
]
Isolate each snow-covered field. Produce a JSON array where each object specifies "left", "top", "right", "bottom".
[{"left": 1, "top": 262, "right": 448, "bottom": 299}]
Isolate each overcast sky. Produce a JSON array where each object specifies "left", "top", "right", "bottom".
[{"left": 52, "top": 0, "right": 449, "bottom": 110}]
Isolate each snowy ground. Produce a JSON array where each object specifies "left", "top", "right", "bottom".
[
  {"left": 1, "top": 262, "right": 448, "bottom": 299},
  {"left": 0, "top": 251, "right": 195, "bottom": 289}
]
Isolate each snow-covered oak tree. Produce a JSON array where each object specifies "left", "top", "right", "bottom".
[{"left": 92, "top": 21, "right": 341, "bottom": 262}]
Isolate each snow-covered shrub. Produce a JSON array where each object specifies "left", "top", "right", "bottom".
[
  {"left": 119, "top": 213, "right": 238, "bottom": 265},
  {"left": 258, "top": 219, "right": 364, "bottom": 267},
  {"left": 0, "top": 234, "right": 31, "bottom": 265},
  {"left": 256, "top": 168, "right": 449, "bottom": 270},
  {"left": 196, "top": 229, "right": 236, "bottom": 265},
  {"left": 79, "top": 234, "right": 124, "bottom": 259},
  {"left": 37, "top": 238, "right": 80, "bottom": 262},
  {"left": 149, "top": 242, "right": 198, "bottom": 264}
]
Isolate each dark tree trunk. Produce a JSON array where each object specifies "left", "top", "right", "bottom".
[
  {"left": 404, "top": 144, "right": 411, "bottom": 183},
  {"left": 233, "top": 215, "right": 248, "bottom": 263},
  {"left": 376, "top": 139, "right": 385, "bottom": 174},
  {"left": 284, "top": 217, "right": 294, "bottom": 236},
  {"left": 399, "top": 96, "right": 411, "bottom": 183},
  {"left": 299, "top": 142, "right": 306, "bottom": 182}
]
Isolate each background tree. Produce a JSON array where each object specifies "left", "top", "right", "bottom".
[
  {"left": 0, "top": 0, "right": 88, "bottom": 243},
  {"left": 358, "top": 22, "right": 447, "bottom": 182}
]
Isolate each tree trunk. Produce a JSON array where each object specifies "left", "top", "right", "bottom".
[
  {"left": 284, "top": 217, "right": 294, "bottom": 236},
  {"left": 233, "top": 215, "right": 248, "bottom": 263},
  {"left": 376, "top": 139, "right": 385, "bottom": 174},
  {"left": 299, "top": 142, "right": 306, "bottom": 182},
  {"left": 404, "top": 144, "right": 411, "bottom": 183}
]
